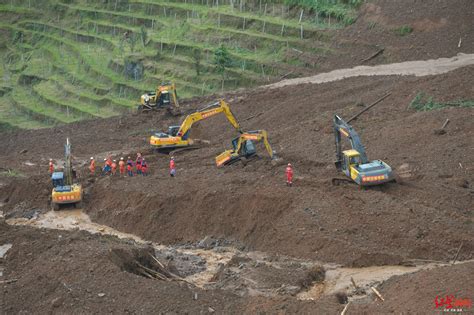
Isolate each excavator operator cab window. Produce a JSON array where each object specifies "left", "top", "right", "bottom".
[
  {"left": 160, "top": 91, "right": 170, "bottom": 105},
  {"left": 349, "top": 156, "right": 361, "bottom": 166},
  {"left": 167, "top": 126, "right": 180, "bottom": 136},
  {"left": 243, "top": 140, "right": 256, "bottom": 157},
  {"left": 51, "top": 172, "right": 65, "bottom": 188},
  {"left": 231, "top": 137, "right": 240, "bottom": 151}
]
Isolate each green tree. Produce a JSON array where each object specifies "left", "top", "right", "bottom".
[
  {"left": 193, "top": 48, "right": 202, "bottom": 76},
  {"left": 213, "top": 44, "right": 232, "bottom": 90},
  {"left": 140, "top": 26, "right": 148, "bottom": 47}
]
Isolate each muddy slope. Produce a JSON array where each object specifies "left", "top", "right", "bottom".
[{"left": 2, "top": 66, "right": 472, "bottom": 269}]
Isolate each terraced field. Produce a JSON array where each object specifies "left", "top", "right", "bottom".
[{"left": 0, "top": 0, "right": 356, "bottom": 128}]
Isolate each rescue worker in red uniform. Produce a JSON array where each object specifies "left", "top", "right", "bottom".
[
  {"left": 141, "top": 158, "right": 148, "bottom": 176},
  {"left": 119, "top": 157, "right": 125, "bottom": 176},
  {"left": 89, "top": 157, "right": 95, "bottom": 175},
  {"left": 111, "top": 160, "right": 117, "bottom": 175},
  {"left": 170, "top": 157, "right": 176, "bottom": 177},
  {"left": 136, "top": 153, "right": 143, "bottom": 175},
  {"left": 49, "top": 159, "right": 54, "bottom": 175},
  {"left": 286, "top": 163, "right": 293, "bottom": 186}
]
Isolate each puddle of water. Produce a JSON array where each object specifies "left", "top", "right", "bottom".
[
  {"left": 297, "top": 262, "right": 462, "bottom": 301},
  {"left": 0, "top": 244, "right": 13, "bottom": 258}
]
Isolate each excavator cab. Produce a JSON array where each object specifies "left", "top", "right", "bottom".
[
  {"left": 216, "top": 130, "right": 277, "bottom": 167},
  {"left": 51, "top": 172, "right": 65, "bottom": 188},
  {"left": 159, "top": 90, "right": 170, "bottom": 106},
  {"left": 232, "top": 138, "right": 256, "bottom": 158},
  {"left": 167, "top": 126, "right": 180, "bottom": 136},
  {"left": 341, "top": 149, "right": 362, "bottom": 178}
]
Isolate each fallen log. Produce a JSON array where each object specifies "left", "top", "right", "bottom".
[
  {"left": 371, "top": 286, "right": 385, "bottom": 301},
  {"left": 361, "top": 48, "right": 384, "bottom": 63},
  {"left": 347, "top": 92, "right": 392, "bottom": 123},
  {"left": 0, "top": 279, "right": 18, "bottom": 284},
  {"left": 452, "top": 242, "right": 464, "bottom": 265}
]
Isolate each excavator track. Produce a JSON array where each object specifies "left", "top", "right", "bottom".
[{"left": 331, "top": 177, "right": 355, "bottom": 186}]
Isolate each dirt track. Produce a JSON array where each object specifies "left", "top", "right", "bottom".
[
  {"left": 267, "top": 53, "right": 474, "bottom": 88},
  {"left": 1, "top": 0, "right": 474, "bottom": 313}
]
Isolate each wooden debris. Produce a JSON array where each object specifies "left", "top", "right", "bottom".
[
  {"left": 452, "top": 242, "right": 463, "bottom": 265},
  {"left": 0, "top": 279, "right": 18, "bottom": 284},
  {"left": 350, "top": 277, "right": 359, "bottom": 289},
  {"left": 458, "top": 37, "right": 462, "bottom": 48},
  {"left": 340, "top": 302, "right": 351, "bottom": 315},
  {"left": 242, "top": 111, "right": 264, "bottom": 122},
  {"left": 347, "top": 92, "right": 392, "bottom": 123},
  {"left": 361, "top": 48, "right": 384, "bottom": 63},
  {"left": 280, "top": 71, "right": 294, "bottom": 80},
  {"left": 441, "top": 119, "right": 450, "bottom": 129},
  {"left": 371, "top": 286, "right": 385, "bottom": 301}
]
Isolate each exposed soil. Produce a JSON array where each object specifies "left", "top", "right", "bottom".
[{"left": 1, "top": 1, "right": 473, "bottom": 313}]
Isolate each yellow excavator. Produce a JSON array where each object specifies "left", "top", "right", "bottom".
[
  {"left": 333, "top": 115, "right": 394, "bottom": 186},
  {"left": 138, "top": 82, "right": 181, "bottom": 115},
  {"left": 215, "top": 130, "right": 277, "bottom": 167},
  {"left": 51, "top": 138, "right": 82, "bottom": 210},
  {"left": 150, "top": 99, "right": 241, "bottom": 151}
]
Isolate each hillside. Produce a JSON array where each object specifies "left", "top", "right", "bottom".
[
  {"left": 0, "top": 0, "right": 361, "bottom": 129},
  {"left": 0, "top": 1, "right": 473, "bottom": 314}
]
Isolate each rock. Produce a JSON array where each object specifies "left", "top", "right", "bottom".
[
  {"left": 277, "top": 285, "right": 301, "bottom": 296},
  {"left": 208, "top": 307, "right": 215, "bottom": 313},
  {"left": 198, "top": 236, "right": 215, "bottom": 249},
  {"left": 51, "top": 297, "right": 63, "bottom": 308}
]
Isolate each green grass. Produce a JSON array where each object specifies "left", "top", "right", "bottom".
[
  {"left": 410, "top": 92, "right": 474, "bottom": 111},
  {"left": 0, "top": 0, "right": 355, "bottom": 129},
  {"left": 395, "top": 25, "right": 413, "bottom": 36},
  {"left": 0, "top": 168, "right": 26, "bottom": 178}
]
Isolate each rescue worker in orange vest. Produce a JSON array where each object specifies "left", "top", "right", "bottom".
[
  {"left": 102, "top": 158, "right": 112, "bottom": 175},
  {"left": 89, "top": 157, "right": 95, "bottom": 175},
  {"left": 49, "top": 159, "right": 54, "bottom": 175},
  {"left": 286, "top": 163, "right": 293, "bottom": 187},
  {"left": 119, "top": 157, "right": 125, "bottom": 176},
  {"left": 141, "top": 158, "right": 148, "bottom": 176},
  {"left": 136, "top": 153, "right": 143, "bottom": 175},
  {"left": 111, "top": 160, "right": 117, "bottom": 175},
  {"left": 170, "top": 156, "right": 176, "bottom": 177}
]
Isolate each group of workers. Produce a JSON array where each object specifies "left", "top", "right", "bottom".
[
  {"left": 49, "top": 155, "right": 293, "bottom": 185},
  {"left": 88, "top": 153, "right": 176, "bottom": 177}
]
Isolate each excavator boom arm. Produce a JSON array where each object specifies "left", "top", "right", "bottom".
[
  {"left": 177, "top": 99, "right": 241, "bottom": 139},
  {"left": 64, "top": 138, "right": 73, "bottom": 186},
  {"left": 333, "top": 115, "right": 368, "bottom": 164}
]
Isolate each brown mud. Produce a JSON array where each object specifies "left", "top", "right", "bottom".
[{"left": 1, "top": 0, "right": 473, "bottom": 313}]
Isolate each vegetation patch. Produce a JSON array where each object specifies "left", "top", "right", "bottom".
[{"left": 410, "top": 92, "right": 474, "bottom": 111}]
